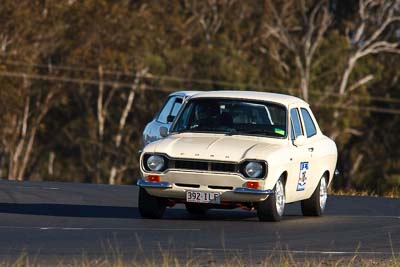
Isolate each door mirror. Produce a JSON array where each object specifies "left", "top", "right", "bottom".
[
  {"left": 167, "top": 115, "right": 175, "bottom": 123},
  {"left": 160, "top": 126, "right": 169, "bottom": 138},
  {"left": 293, "top": 135, "right": 306, "bottom": 147}
]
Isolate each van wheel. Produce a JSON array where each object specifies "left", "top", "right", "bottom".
[
  {"left": 257, "top": 177, "right": 285, "bottom": 222},
  {"left": 301, "top": 176, "right": 328, "bottom": 216},
  {"left": 138, "top": 187, "right": 167, "bottom": 219}
]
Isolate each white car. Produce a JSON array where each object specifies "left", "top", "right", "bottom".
[
  {"left": 137, "top": 91, "right": 338, "bottom": 221},
  {"left": 141, "top": 91, "right": 201, "bottom": 148}
]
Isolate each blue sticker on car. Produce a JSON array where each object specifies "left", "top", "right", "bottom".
[{"left": 297, "top": 162, "right": 309, "bottom": 191}]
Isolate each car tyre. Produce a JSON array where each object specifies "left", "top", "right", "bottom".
[
  {"left": 301, "top": 175, "right": 328, "bottom": 216},
  {"left": 138, "top": 187, "right": 167, "bottom": 219},
  {"left": 185, "top": 203, "right": 208, "bottom": 215},
  {"left": 257, "top": 177, "right": 285, "bottom": 222}
]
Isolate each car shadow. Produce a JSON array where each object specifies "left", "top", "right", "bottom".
[
  {"left": 0, "top": 202, "right": 138, "bottom": 218},
  {"left": 0, "top": 202, "right": 304, "bottom": 221}
]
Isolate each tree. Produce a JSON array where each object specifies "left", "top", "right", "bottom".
[
  {"left": 261, "top": 0, "right": 332, "bottom": 101},
  {"left": 0, "top": 1, "right": 66, "bottom": 180},
  {"left": 338, "top": 0, "right": 400, "bottom": 95}
]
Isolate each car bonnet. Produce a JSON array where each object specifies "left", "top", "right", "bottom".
[{"left": 146, "top": 133, "right": 283, "bottom": 162}]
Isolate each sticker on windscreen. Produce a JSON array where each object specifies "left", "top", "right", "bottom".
[
  {"left": 297, "top": 162, "right": 309, "bottom": 191},
  {"left": 274, "top": 128, "right": 285, "bottom": 136}
]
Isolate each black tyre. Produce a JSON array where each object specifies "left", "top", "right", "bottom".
[
  {"left": 301, "top": 176, "right": 328, "bottom": 216},
  {"left": 138, "top": 187, "right": 167, "bottom": 219},
  {"left": 257, "top": 178, "right": 285, "bottom": 222},
  {"left": 185, "top": 203, "right": 208, "bottom": 215}
]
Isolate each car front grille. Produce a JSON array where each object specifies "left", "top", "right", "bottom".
[
  {"left": 170, "top": 159, "right": 238, "bottom": 173},
  {"left": 211, "top": 162, "right": 236, "bottom": 172},
  {"left": 175, "top": 160, "right": 208, "bottom": 171}
]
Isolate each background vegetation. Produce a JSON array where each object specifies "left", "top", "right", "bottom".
[{"left": 0, "top": 0, "right": 399, "bottom": 195}]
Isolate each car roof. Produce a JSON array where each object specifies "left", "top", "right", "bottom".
[
  {"left": 190, "top": 90, "right": 307, "bottom": 106},
  {"left": 169, "top": 90, "right": 203, "bottom": 97}
]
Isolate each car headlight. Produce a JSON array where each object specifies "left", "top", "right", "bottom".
[
  {"left": 243, "top": 161, "right": 265, "bottom": 178},
  {"left": 146, "top": 155, "right": 165, "bottom": 171}
]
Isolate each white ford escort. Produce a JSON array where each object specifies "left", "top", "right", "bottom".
[{"left": 137, "top": 91, "right": 338, "bottom": 221}]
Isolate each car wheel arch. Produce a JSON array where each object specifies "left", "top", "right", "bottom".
[
  {"left": 265, "top": 169, "right": 288, "bottom": 192},
  {"left": 323, "top": 170, "right": 330, "bottom": 186},
  {"left": 279, "top": 171, "right": 288, "bottom": 189}
]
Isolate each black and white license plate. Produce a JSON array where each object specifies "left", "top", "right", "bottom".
[{"left": 186, "top": 191, "right": 221, "bottom": 204}]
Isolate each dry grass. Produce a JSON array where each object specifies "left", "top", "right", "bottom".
[
  {"left": 1, "top": 249, "right": 398, "bottom": 267},
  {"left": 330, "top": 188, "right": 399, "bottom": 198}
]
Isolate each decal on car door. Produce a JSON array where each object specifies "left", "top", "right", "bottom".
[{"left": 297, "top": 162, "right": 309, "bottom": 191}]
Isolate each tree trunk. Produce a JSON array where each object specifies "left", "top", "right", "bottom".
[{"left": 339, "top": 57, "right": 356, "bottom": 95}]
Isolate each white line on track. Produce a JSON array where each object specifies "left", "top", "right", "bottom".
[
  {"left": 0, "top": 226, "right": 200, "bottom": 231},
  {"left": 193, "top": 248, "right": 396, "bottom": 255},
  {"left": 39, "top": 227, "right": 84, "bottom": 230},
  {"left": 331, "top": 215, "right": 400, "bottom": 219},
  {"left": 269, "top": 250, "right": 396, "bottom": 255},
  {"left": 41, "top": 187, "right": 60, "bottom": 190}
]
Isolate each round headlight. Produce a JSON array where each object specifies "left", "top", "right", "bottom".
[
  {"left": 244, "top": 162, "right": 264, "bottom": 178},
  {"left": 146, "top": 155, "right": 165, "bottom": 171}
]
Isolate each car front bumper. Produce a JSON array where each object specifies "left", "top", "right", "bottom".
[{"left": 137, "top": 170, "right": 274, "bottom": 202}]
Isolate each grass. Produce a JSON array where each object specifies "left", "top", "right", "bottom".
[
  {"left": 1, "top": 247, "right": 398, "bottom": 267},
  {"left": 2, "top": 255, "right": 399, "bottom": 267},
  {"left": 330, "top": 188, "right": 400, "bottom": 198}
]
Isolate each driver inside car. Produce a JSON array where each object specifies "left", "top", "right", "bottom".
[{"left": 193, "top": 103, "right": 221, "bottom": 129}]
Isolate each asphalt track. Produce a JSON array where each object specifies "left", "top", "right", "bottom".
[{"left": 0, "top": 180, "right": 398, "bottom": 264}]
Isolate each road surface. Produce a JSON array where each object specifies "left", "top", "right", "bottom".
[{"left": 0, "top": 180, "right": 398, "bottom": 264}]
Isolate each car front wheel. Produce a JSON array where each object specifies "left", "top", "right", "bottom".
[
  {"left": 301, "top": 175, "right": 328, "bottom": 216},
  {"left": 257, "top": 177, "right": 285, "bottom": 222},
  {"left": 138, "top": 187, "right": 167, "bottom": 219}
]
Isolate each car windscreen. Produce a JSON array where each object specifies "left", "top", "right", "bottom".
[{"left": 171, "top": 98, "right": 287, "bottom": 138}]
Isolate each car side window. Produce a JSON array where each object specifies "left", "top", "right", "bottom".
[
  {"left": 170, "top": 98, "right": 183, "bottom": 117},
  {"left": 157, "top": 97, "right": 176, "bottom": 123},
  {"left": 301, "top": 108, "right": 317, "bottom": 137},
  {"left": 290, "top": 108, "right": 303, "bottom": 140}
]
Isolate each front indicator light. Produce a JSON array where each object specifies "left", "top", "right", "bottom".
[
  {"left": 246, "top": 181, "right": 260, "bottom": 189},
  {"left": 148, "top": 175, "right": 161, "bottom": 182}
]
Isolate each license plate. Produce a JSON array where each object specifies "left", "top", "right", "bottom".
[{"left": 186, "top": 191, "right": 221, "bottom": 204}]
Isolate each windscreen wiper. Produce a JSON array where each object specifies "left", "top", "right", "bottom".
[
  {"left": 225, "top": 129, "right": 252, "bottom": 136},
  {"left": 225, "top": 128, "right": 238, "bottom": 136},
  {"left": 244, "top": 129, "right": 282, "bottom": 136}
]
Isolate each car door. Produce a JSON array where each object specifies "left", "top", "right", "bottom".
[
  {"left": 299, "top": 107, "right": 321, "bottom": 197},
  {"left": 285, "top": 106, "right": 313, "bottom": 202}
]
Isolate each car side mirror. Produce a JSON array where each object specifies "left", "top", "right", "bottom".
[
  {"left": 160, "top": 126, "right": 169, "bottom": 137},
  {"left": 167, "top": 115, "right": 175, "bottom": 123},
  {"left": 293, "top": 135, "right": 306, "bottom": 147}
]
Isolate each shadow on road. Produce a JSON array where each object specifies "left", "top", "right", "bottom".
[
  {"left": 0, "top": 202, "right": 306, "bottom": 221},
  {"left": 0, "top": 203, "right": 139, "bottom": 218},
  {"left": 0, "top": 202, "right": 253, "bottom": 220}
]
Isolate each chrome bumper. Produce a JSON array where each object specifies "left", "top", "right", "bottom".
[
  {"left": 233, "top": 188, "right": 274, "bottom": 195},
  {"left": 137, "top": 179, "right": 273, "bottom": 195},
  {"left": 136, "top": 179, "right": 172, "bottom": 189}
]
